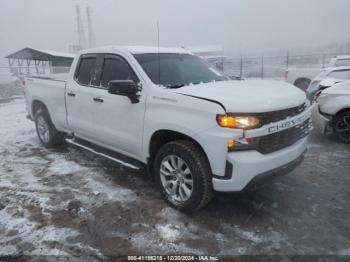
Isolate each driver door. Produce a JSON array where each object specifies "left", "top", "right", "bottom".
[{"left": 87, "top": 54, "right": 146, "bottom": 160}]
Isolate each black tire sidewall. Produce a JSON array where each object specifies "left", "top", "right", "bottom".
[
  {"left": 154, "top": 140, "right": 212, "bottom": 212},
  {"left": 35, "top": 109, "right": 62, "bottom": 148},
  {"left": 334, "top": 112, "right": 350, "bottom": 144}
]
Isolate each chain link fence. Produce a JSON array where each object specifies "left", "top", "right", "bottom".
[{"left": 223, "top": 52, "right": 349, "bottom": 80}]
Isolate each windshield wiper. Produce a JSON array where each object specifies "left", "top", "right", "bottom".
[{"left": 166, "top": 84, "right": 185, "bottom": 89}]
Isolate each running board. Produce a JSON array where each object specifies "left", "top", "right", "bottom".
[{"left": 65, "top": 138, "right": 144, "bottom": 170}]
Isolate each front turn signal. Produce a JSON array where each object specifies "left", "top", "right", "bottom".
[{"left": 227, "top": 139, "right": 235, "bottom": 150}]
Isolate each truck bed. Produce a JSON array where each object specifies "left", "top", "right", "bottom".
[{"left": 25, "top": 74, "right": 69, "bottom": 132}]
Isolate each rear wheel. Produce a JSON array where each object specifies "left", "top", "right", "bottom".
[
  {"left": 334, "top": 111, "right": 350, "bottom": 143},
  {"left": 35, "top": 109, "right": 64, "bottom": 148},
  {"left": 154, "top": 140, "right": 213, "bottom": 212}
]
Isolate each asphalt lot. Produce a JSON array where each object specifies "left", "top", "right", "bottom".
[{"left": 0, "top": 99, "right": 349, "bottom": 259}]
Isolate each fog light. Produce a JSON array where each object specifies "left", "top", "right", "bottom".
[{"left": 227, "top": 139, "right": 235, "bottom": 150}]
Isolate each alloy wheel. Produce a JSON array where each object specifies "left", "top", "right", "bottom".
[{"left": 160, "top": 155, "right": 194, "bottom": 202}]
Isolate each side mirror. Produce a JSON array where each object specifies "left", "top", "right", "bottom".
[{"left": 108, "top": 80, "right": 140, "bottom": 103}]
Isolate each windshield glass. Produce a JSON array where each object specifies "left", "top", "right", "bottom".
[
  {"left": 328, "top": 69, "right": 350, "bottom": 80},
  {"left": 133, "top": 53, "right": 226, "bottom": 87}
]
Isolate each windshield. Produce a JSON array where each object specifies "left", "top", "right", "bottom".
[
  {"left": 133, "top": 53, "right": 227, "bottom": 87},
  {"left": 328, "top": 69, "right": 350, "bottom": 80}
]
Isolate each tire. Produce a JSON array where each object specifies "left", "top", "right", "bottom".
[
  {"left": 35, "top": 109, "right": 64, "bottom": 148},
  {"left": 153, "top": 140, "right": 213, "bottom": 212},
  {"left": 294, "top": 78, "right": 311, "bottom": 91},
  {"left": 333, "top": 111, "right": 350, "bottom": 143}
]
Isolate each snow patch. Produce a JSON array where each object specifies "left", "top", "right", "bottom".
[
  {"left": 233, "top": 228, "right": 263, "bottom": 244},
  {"left": 48, "top": 155, "right": 86, "bottom": 175},
  {"left": 156, "top": 224, "right": 180, "bottom": 242}
]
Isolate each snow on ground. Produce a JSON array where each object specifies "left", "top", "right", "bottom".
[
  {"left": 0, "top": 73, "right": 17, "bottom": 85},
  {"left": 0, "top": 100, "right": 137, "bottom": 256},
  {"left": 0, "top": 99, "right": 350, "bottom": 257}
]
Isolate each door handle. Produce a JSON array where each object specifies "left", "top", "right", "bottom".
[
  {"left": 67, "top": 92, "right": 76, "bottom": 97},
  {"left": 93, "top": 97, "right": 104, "bottom": 103}
]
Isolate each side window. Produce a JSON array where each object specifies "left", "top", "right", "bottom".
[
  {"left": 100, "top": 57, "right": 136, "bottom": 88},
  {"left": 76, "top": 57, "right": 97, "bottom": 85}
]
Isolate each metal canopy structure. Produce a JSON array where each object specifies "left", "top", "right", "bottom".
[{"left": 5, "top": 47, "right": 74, "bottom": 75}]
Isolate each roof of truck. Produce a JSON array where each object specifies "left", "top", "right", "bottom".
[{"left": 80, "top": 46, "right": 192, "bottom": 55}]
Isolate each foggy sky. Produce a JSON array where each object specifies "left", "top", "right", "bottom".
[{"left": 1, "top": 0, "right": 350, "bottom": 64}]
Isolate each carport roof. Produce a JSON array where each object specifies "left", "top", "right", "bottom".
[{"left": 5, "top": 47, "right": 75, "bottom": 61}]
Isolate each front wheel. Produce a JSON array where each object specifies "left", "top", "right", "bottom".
[
  {"left": 35, "top": 109, "right": 64, "bottom": 148},
  {"left": 334, "top": 111, "right": 350, "bottom": 143},
  {"left": 154, "top": 140, "right": 213, "bottom": 212}
]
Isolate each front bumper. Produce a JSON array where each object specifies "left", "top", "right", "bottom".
[
  {"left": 212, "top": 136, "right": 308, "bottom": 192},
  {"left": 311, "top": 104, "right": 331, "bottom": 134},
  {"left": 243, "top": 150, "right": 305, "bottom": 191}
]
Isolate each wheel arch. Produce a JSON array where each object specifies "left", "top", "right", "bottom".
[
  {"left": 148, "top": 129, "right": 212, "bottom": 173},
  {"left": 32, "top": 100, "right": 48, "bottom": 117},
  {"left": 335, "top": 107, "right": 350, "bottom": 116}
]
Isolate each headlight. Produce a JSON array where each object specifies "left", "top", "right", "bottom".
[{"left": 216, "top": 115, "right": 261, "bottom": 129}]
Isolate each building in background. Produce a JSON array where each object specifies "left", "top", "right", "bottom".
[{"left": 5, "top": 48, "right": 74, "bottom": 75}]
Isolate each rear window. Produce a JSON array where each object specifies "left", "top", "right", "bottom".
[{"left": 76, "top": 57, "right": 97, "bottom": 85}]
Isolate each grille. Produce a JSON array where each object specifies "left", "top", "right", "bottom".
[
  {"left": 257, "top": 119, "right": 311, "bottom": 154},
  {"left": 262, "top": 103, "right": 306, "bottom": 125}
]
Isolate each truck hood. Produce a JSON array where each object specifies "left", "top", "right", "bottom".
[{"left": 176, "top": 80, "right": 306, "bottom": 113}]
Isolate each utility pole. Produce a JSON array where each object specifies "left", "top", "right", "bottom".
[
  {"left": 261, "top": 56, "right": 264, "bottom": 80},
  {"left": 86, "top": 5, "right": 96, "bottom": 48},
  {"left": 239, "top": 56, "right": 243, "bottom": 79},
  {"left": 76, "top": 4, "right": 86, "bottom": 51}
]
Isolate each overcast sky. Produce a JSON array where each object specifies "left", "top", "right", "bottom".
[{"left": 1, "top": 0, "right": 350, "bottom": 64}]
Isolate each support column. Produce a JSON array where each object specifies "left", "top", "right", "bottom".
[{"left": 26, "top": 59, "right": 31, "bottom": 75}]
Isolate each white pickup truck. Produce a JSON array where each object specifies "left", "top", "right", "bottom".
[{"left": 24, "top": 46, "right": 312, "bottom": 212}]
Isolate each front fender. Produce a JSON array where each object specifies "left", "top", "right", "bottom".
[
  {"left": 320, "top": 95, "right": 350, "bottom": 115},
  {"left": 143, "top": 91, "right": 243, "bottom": 177}
]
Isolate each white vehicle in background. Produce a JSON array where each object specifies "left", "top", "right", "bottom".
[
  {"left": 312, "top": 80, "right": 350, "bottom": 143},
  {"left": 24, "top": 46, "right": 311, "bottom": 212},
  {"left": 286, "top": 68, "right": 324, "bottom": 90},
  {"left": 286, "top": 54, "right": 350, "bottom": 90},
  {"left": 307, "top": 66, "right": 350, "bottom": 100},
  {"left": 328, "top": 55, "right": 350, "bottom": 67}
]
